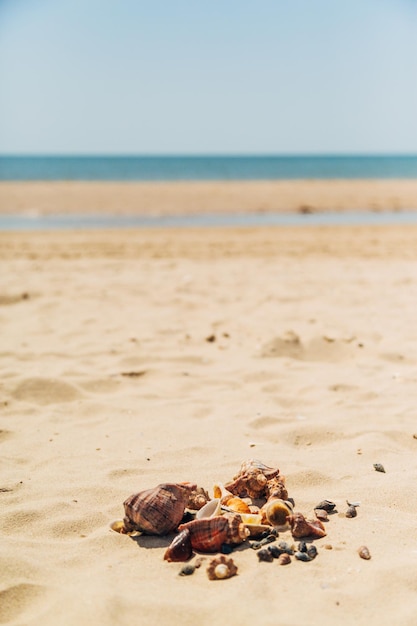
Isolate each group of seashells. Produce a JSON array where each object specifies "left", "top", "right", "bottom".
[{"left": 111, "top": 459, "right": 328, "bottom": 580}]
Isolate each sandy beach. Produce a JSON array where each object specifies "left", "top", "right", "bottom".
[
  {"left": 1, "top": 178, "right": 417, "bottom": 625},
  {"left": 1, "top": 179, "right": 417, "bottom": 215}
]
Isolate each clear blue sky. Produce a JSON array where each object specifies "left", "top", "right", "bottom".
[{"left": 0, "top": 0, "right": 416, "bottom": 155}]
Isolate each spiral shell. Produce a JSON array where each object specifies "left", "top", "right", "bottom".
[
  {"left": 178, "top": 514, "right": 249, "bottom": 553},
  {"left": 206, "top": 555, "right": 238, "bottom": 580},
  {"left": 122, "top": 482, "right": 195, "bottom": 535},
  {"left": 187, "top": 486, "right": 210, "bottom": 511},
  {"left": 225, "top": 459, "right": 281, "bottom": 499},
  {"left": 265, "top": 476, "right": 289, "bottom": 501},
  {"left": 288, "top": 512, "right": 327, "bottom": 539},
  {"left": 164, "top": 528, "right": 193, "bottom": 562}
]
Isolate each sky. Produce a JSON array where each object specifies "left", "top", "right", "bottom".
[{"left": 0, "top": 0, "right": 416, "bottom": 155}]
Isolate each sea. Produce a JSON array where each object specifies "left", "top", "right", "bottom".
[
  {"left": 1, "top": 154, "right": 417, "bottom": 181},
  {"left": 1, "top": 155, "right": 417, "bottom": 229}
]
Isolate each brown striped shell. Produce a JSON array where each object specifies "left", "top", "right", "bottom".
[
  {"left": 288, "top": 512, "right": 327, "bottom": 539},
  {"left": 122, "top": 482, "right": 196, "bottom": 535},
  {"left": 178, "top": 514, "right": 249, "bottom": 553}
]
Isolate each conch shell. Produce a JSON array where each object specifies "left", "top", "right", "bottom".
[
  {"left": 206, "top": 555, "right": 238, "bottom": 580},
  {"left": 187, "top": 486, "right": 210, "bottom": 511},
  {"left": 122, "top": 482, "right": 196, "bottom": 535},
  {"left": 163, "top": 529, "right": 192, "bottom": 562},
  {"left": 265, "top": 475, "right": 289, "bottom": 501},
  {"left": 225, "top": 459, "right": 280, "bottom": 499},
  {"left": 177, "top": 514, "right": 249, "bottom": 553},
  {"left": 288, "top": 512, "right": 327, "bottom": 539}
]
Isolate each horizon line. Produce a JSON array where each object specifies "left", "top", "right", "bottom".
[{"left": 1, "top": 152, "right": 417, "bottom": 159}]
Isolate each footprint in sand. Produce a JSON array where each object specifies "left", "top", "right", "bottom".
[{"left": 12, "top": 377, "right": 82, "bottom": 405}]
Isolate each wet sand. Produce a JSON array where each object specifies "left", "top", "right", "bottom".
[{"left": 1, "top": 179, "right": 417, "bottom": 215}]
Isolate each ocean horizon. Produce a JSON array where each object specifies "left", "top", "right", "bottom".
[{"left": 1, "top": 155, "right": 417, "bottom": 181}]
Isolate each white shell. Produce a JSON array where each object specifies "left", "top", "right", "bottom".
[{"left": 196, "top": 498, "right": 222, "bottom": 519}]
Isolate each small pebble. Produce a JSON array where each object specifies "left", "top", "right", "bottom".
[
  {"left": 315, "top": 509, "right": 329, "bottom": 522},
  {"left": 267, "top": 545, "right": 282, "bottom": 559},
  {"left": 257, "top": 548, "right": 274, "bottom": 562},
  {"left": 179, "top": 564, "right": 195, "bottom": 576},
  {"left": 314, "top": 499, "right": 336, "bottom": 513},
  {"left": 358, "top": 546, "right": 371, "bottom": 560},
  {"left": 298, "top": 541, "right": 308, "bottom": 553},
  {"left": 373, "top": 463, "right": 385, "bottom": 473},
  {"left": 307, "top": 545, "right": 318, "bottom": 560},
  {"left": 278, "top": 541, "right": 294, "bottom": 555},
  {"left": 324, "top": 544, "right": 333, "bottom": 550},
  {"left": 295, "top": 551, "right": 312, "bottom": 562},
  {"left": 345, "top": 505, "right": 357, "bottom": 518}
]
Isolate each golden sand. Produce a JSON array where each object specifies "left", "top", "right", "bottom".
[{"left": 1, "top": 217, "right": 417, "bottom": 625}]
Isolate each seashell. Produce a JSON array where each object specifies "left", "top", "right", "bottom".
[
  {"left": 237, "top": 459, "right": 280, "bottom": 478},
  {"left": 122, "top": 482, "right": 196, "bottom": 535},
  {"left": 178, "top": 514, "right": 249, "bottom": 553},
  {"left": 196, "top": 498, "right": 222, "bottom": 520},
  {"left": 278, "top": 540, "right": 295, "bottom": 555},
  {"left": 257, "top": 548, "right": 274, "bottom": 562},
  {"left": 221, "top": 496, "right": 251, "bottom": 514},
  {"left": 262, "top": 499, "right": 293, "bottom": 527},
  {"left": 373, "top": 463, "right": 385, "bottom": 473},
  {"left": 213, "top": 483, "right": 233, "bottom": 500},
  {"left": 298, "top": 541, "right": 307, "bottom": 553},
  {"left": 164, "top": 529, "right": 193, "bottom": 562},
  {"left": 314, "top": 508, "right": 328, "bottom": 522},
  {"left": 358, "top": 545, "right": 371, "bottom": 560},
  {"left": 307, "top": 545, "right": 318, "bottom": 560},
  {"left": 110, "top": 519, "right": 130, "bottom": 534},
  {"left": 288, "top": 512, "right": 327, "bottom": 539},
  {"left": 268, "top": 545, "right": 282, "bottom": 558},
  {"left": 206, "top": 555, "right": 238, "bottom": 580},
  {"left": 278, "top": 553, "right": 291, "bottom": 565},
  {"left": 345, "top": 505, "right": 357, "bottom": 518},
  {"left": 295, "top": 551, "right": 312, "bottom": 562},
  {"left": 244, "top": 523, "right": 272, "bottom": 538},
  {"left": 314, "top": 499, "right": 336, "bottom": 513},
  {"left": 187, "top": 486, "right": 210, "bottom": 511},
  {"left": 225, "top": 459, "right": 280, "bottom": 499},
  {"left": 265, "top": 476, "right": 289, "bottom": 501}
]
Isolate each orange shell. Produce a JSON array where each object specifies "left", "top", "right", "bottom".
[
  {"left": 123, "top": 483, "right": 195, "bottom": 535},
  {"left": 222, "top": 496, "right": 251, "bottom": 514}
]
